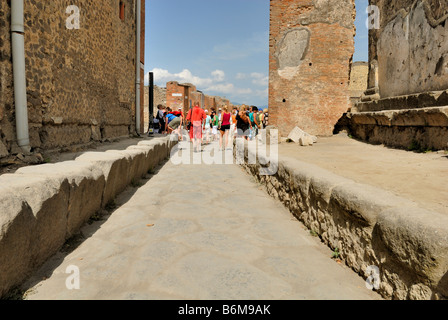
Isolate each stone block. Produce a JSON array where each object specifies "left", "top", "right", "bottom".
[
  {"left": 0, "top": 174, "right": 70, "bottom": 296},
  {"left": 0, "top": 192, "right": 34, "bottom": 298},
  {"left": 15, "top": 161, "right": 105, "bottom": 237},
  {"left": 75, "top": 151, "right": 130, "bottom": 207},
  {"left": 127, "top": 145, "right": 154, "bottom": 174},
  {"left": 299, "top": 136, "right": 314, "bottom": 146},
  {"left": 376, "top": 206, "right": 448, "bottom": 297},
  {"left": 107, "top": 148, "right": 147, "bottom": 185},
  {"left": 287, "top": 127, "right": 317, "bottom": 145},
  {"left": 329, "top": 182, "right": 416, "bottom": 227}
]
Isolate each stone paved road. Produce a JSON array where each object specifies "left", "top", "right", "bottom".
[{"left": 23, "top": 142, "right": 381, "bottom": 300}]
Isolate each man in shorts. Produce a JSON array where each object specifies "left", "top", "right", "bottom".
[{"left": 167, "top": 112, "right": 183, "bottom": 140}]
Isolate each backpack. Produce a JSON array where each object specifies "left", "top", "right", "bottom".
[{"left": 263, "top": 112, "right": 269, "bottom": 127}]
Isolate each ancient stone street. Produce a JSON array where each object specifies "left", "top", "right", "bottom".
[{"left": 21, "top": 141, "right": 380, "bottom": 300}]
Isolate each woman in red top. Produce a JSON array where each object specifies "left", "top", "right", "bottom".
[
  {"left": 187, "top": 102, "right": 206, "bottom": 153},
  {"left": 219, "top": 106, "right": 232, "bottom": 150}
]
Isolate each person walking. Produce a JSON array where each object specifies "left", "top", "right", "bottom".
[
  {"left": 255, "top": 107, "right": 263, "bottom": 136},
  {"left": 187, "top": 102, "right": 206, "bottom": 153},
  {"left": 229, "top": 107, "right": 238, "bottom": 143},
  {"left": 249, "top": 106, "right": 259, "bottom": 139},
  {"left": 263, "top": 109, "right": 269, "bottom": 129},
  {"left": 219, "top": 106, "right": 232, "bottom": 150},
  {"left": 203, "top": 110, "right": 211, "bottom": 144},
  {"left": 211, "top": 110, "right": 220, "bottom": 141},
  {"left": 156, "top": 105, "right": 166, "bottom": 134},
  {"left": 236, "top": 105, "right": 250, "bottom": 141}
]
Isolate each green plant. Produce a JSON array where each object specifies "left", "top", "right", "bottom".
[
  {"left": 310, "top": 230, "right": 319, "bottom": 237},
  {"left": 331, "top": 248, "right": 340, "bottom": 259}
]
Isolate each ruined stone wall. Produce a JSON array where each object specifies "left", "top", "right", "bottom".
[
  {"left": 214, "top": 96, "right": 230, "bottom": 109},
  {"left": 0, "top": 0, "right": 141, "bottom": 157},
  {"left": 190, "top": 91, "right": 203, "bottom": 108},
  {"left": 204, "top": 95, "right": 215, "bottom": 111},
  {"left": 153, "top": 85, "right": 167, "bottom": 109},
  {"left": 369, "top": 0, "right": 448, "bottom": 98},
  {"left": 144, "top": 85, "right": 166, "bottom": 130},
  {"left": 269, "top": 0, "right": 356, "bottom": 137},
  {"left": 341, "top": 0, "right": 448, "bottom": 150},
  {"left": 349, "top": 62, "right": 369, "bottom": 105},
  {"left": 166, "top": 81, "right": 197, "bottom": 114}
]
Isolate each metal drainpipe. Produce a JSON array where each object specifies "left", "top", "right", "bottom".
[
  {"left": 11, "top": 0, "right": 31, "bottom": 153},
  {"left": 135, "top": 0, "right": 141, "bottom": 134}
]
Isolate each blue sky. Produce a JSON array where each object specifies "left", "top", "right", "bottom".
[{"left": 145, "top": 0, "right": 369, "bottom": 107}]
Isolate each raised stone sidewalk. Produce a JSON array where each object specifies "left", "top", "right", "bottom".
[
  {"left": 0, "top": 136, "right": 177, "bottom": 298},
  {"left": 242, "top": 133, "right": 448, "bottom": 300}
]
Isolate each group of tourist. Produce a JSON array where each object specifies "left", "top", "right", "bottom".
[{"left": 153, "top": 103, "right": 269, "bottom": 152}]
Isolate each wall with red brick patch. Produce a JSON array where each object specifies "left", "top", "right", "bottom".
[
  {"left": 269, "top": 0, "right": 355, "bottom": 137},
  {"left": 166, "top": 81, "right": 197, "bottom": 115}
]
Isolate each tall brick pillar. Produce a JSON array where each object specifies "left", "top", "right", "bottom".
[{"left": 269, "top": 0, "right": 356, "bottom": 137}]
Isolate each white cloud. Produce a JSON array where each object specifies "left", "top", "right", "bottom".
[
  {"left": 205, "top": 83, "right": 234, "bottom": 94},
  {"left": 255, "top": 88, "right": 269, "bottom": 98},
  {"left": 235, "top": 73, "right": 247, "bottom": 80},
  {"left": 251, "top": 72, "right": 269, "bottom": 87},
  {"left": 148, "top": 68, "right": 214, "bottom": 87},
  {"left": 145, "top": 68, "right": 260, "bottom": 105},
  {"left": 236, "top": 88, "right": 253, "bottom": 95},
  {"left": 211, "top": 70, "right": 226, "bottom": 82}
]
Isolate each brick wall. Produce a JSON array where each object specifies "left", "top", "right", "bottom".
[
  {"left": 164, "top": 81, "right": 233, "bottom": 115},
  {"left": 190, "top": 91, "right": 203, "bottom": 108},
  {"left": 166, "top": 81, "right": 197, "bottom": 115},
  {"left": 0, "top": 0, "right": 144, "bottom": 157},
  {"left": 269, "top": 0, "right": 355, "bottom": 137}
]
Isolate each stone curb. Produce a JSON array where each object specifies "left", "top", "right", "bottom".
[
  {"left": 239, "top": 142, "right": 448, "bottom": 300},
  {"left": 0, "top": 137, "right": 177, "bottom": 298}
]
